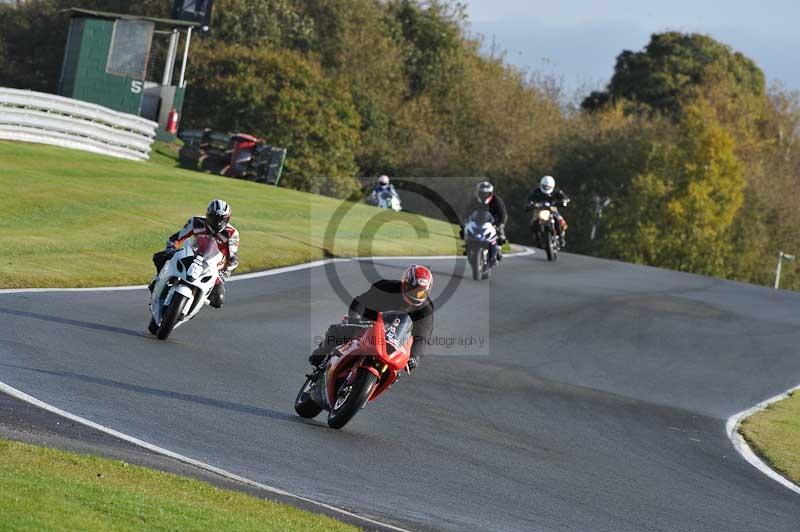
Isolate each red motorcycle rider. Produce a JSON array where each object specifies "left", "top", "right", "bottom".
[
  {"left": 150, "top": 199, "right": 239, "bottom": 308},
  {"left": 309, "top": 265, "right": 434, "bottom": 372}
]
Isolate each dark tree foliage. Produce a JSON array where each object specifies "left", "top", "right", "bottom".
[{"left": 583, "top": 32, "right": 766, "bottom": 115}]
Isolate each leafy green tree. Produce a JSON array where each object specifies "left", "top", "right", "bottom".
[
  {"left": 299, "top": 0, "right": 409, "bottom": 176},
  {"left": 206, "top": 0, "right": 314, "bottom": 49},
  {"left": 583, "top": 32, "right": 765, "bottom": 115},
  {"left": 184, "top": 44, "right": 361, "bottom": 195},
  {"left": 386, "top": 0, "right": 467, "bottom": 99},
  {"left": 605, "top": 102, "right": 745, "bottom": 276}
]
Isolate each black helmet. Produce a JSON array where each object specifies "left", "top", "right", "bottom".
[
  {"left": 206, "top": 199, "right": 231, "bottom": 235},
  {"left": 476, "top": 181, "right": 494, "bottom": 204}
]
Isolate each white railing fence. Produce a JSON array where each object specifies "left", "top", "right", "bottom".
[{"left": 0, "top": 88, "right": 157, "bottom": 161}]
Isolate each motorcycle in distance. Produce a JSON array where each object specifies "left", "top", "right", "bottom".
[
  {"left": 464, "top": 209, "right": 499, "bottom": 281},
  {"left": 295, "top": 312, "right": 413, "bottom": 430},
  {"left": 371, "top": 189, "right": 402, "bottom": 212},
  {"left": 148, "top": 237, "right": 224, "bottom": 340},
  {"left": 527, "top": 200, "right": 565, "bottom": 261}
]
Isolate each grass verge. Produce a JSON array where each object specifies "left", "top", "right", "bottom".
[
  {"left": 739, "top": 390, "right": 800, "bottom": 484},
  {"left": 0, "top": 438, "right": 357, "bottom": 531},
  {"left": 0, "top": 141, "right": 459, "bottom": 287}
]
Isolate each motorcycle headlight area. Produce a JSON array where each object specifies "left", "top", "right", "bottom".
[{"left": 538, "top": 210, "right": 551, "bottom": 221}]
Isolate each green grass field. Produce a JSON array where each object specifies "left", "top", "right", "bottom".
[
  {"left": 0, "top": 439, "right": 357, "bottom": 531},
  {"left": 0, "top": 141, "right": 459, "bottom": 288},
  {"left": 739, "top": 391, "right": 800, "bottom": 484}
]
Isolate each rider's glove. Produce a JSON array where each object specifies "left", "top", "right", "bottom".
[
  {"left": 563, "top": 198, "right": 570, "bottom": 206},
  {"left": 497, "top": 224, "right": 507, "bottom": 245},
  {"left": 407, "top": 354, "right": 421, "bottom": 372},
  {"left": 220, "top": 269, "right": 231, "bottom": 280}
]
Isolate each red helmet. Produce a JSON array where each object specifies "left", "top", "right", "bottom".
[{"left": 401, "top": 265, "right": 433, "bottom": 307}]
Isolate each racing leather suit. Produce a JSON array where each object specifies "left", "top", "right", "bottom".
[
  {"left": 152, "top": 217, "right": 240, "bottom": 308},
  {"left": 370, "top": 184, "right": 398, "bottom": 205}
]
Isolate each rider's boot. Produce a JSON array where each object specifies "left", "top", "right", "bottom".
[
  {"left": 147, "top": 278, "right": 156, "bottom": 293},
  {"left": 309, "top": 345, "right": 329, "bottom": 367}
]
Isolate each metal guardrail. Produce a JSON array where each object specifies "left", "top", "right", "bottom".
[{"left": 0, "top": 88, "right": 157, "bottom": 161}]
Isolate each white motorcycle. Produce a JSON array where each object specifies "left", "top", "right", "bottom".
[
  {"left": 148, "top": 237, "right": 224, "bottom": 340},
  {"left": 373, "top": 189, "right": 402, "bottom": 212},
  {"left": 464, "top": 210, "right": 499, "bottom": 281}
]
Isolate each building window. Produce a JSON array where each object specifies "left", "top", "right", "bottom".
[{"left": 106, "top": 20, "right": 154, "bottom": 79}]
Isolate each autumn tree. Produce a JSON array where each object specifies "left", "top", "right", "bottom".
[
  {"left": 183, "top": 44, "right": 361, "bottom": 193},
  {"left": 604, "top": 102, "right": 745, "bottom": 276}
]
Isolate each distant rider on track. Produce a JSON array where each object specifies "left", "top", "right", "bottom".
[
  {"left": 461, "top": 181, "right": 508, "bottom": 263},
  {"left": 309, "top": 265, "right": 435, "bottom": 372},
  {"left": 526, "top": 176, "right": 570, "bottom": 247},
  {"left": 368, "top": 175, "right": 397, "bottom": 205},
  {"left": 149, "top": 199, "right": 239, "bottom": 309}
]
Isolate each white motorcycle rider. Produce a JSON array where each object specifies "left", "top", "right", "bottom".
[
  {"left": 148, "top": 236, "right": 225, "bottom": 340},
  {"left": 368, "top": 175, "right": 402, "bottom": 212}
]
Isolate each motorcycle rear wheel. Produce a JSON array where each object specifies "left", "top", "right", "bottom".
[
  {"left": 295, "top": 375, "right": 324, "bottom": 419},
  {"left": 327, "top": 369, "right": 377, "bottom": 430},
  {"left": 157, "top": 293, "right": 187, "bottom": 340}
]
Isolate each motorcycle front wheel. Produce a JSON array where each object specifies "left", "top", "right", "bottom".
[
  {"left": 295, "top": 375, "right": 324, "bottom": 419},
  {"left": 545, "top": 233, "right": 557, "bottom": 262},
  {"left": 481, "top": 248, "right": 492, "bottom": 280},
  {"left": 157, "top": 293, "right": 188, "bottom": 340},
  {"left": 468, "top": 246, "right": 481, "bottom": 281},
  {"left": 327, "top": 369, "right": 377, "bottom": 430}
]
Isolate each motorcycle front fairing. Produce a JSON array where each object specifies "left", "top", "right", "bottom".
[
  {"left": 321, "top": 312, "right": 413, "bottom": 409},
  {"left": 377, "top": 190, "right": 402, "bottom": 211},
  {"left": 465, "top": 210, "right": 498, "bottom": 246},
  {"left": 149, "top": 238, "right": 223, "bottom": 329}
]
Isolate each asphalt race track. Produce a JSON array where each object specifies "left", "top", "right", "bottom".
[{"left": 2, "top": 253, "right": 800, "bottom": 531}]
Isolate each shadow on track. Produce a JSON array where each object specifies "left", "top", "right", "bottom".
[
  {"left": 0, "top": 308, "right": 147, "bottom": 339},
  {"left": 0, "top": 363, "right": 306, "bottom": 425}
]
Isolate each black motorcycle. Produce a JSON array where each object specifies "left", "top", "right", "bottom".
[{"left": 527, "top": 201, "right": 564, "bottom": 261}]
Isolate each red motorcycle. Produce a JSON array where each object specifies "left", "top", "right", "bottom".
[{"left": 295, "top": 311, "right": 413, "bottom": 429}]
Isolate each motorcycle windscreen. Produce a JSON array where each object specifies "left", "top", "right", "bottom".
[
  {"left": 468, "top": 209, "right": 495, "bottom": 226},
  {"left": 382, "top": 311, "right": 413, "bottom": 355},
  {"left": 193, "top": 236, "right": 224, "bottom": 266}
]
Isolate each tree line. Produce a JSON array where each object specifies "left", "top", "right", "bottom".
[{"left": 2, "top": 1, "right": 799, "bottom": 289}]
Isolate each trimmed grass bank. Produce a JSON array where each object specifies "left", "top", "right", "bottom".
[
  {"left": 0, "top": 439, "right": 356, "bottom": 531},
  {"left": 739, "top": 390, "right": 800, "bottom": 484},
  {"left": 0, "top": 141, "right": 458, "bottom": 288}
]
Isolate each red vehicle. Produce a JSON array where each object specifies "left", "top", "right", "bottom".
[{"left": 295, "top": 311, "right": 413, "bottom": 429}]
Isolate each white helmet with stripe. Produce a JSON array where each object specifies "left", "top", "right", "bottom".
[{"left": 207, "top": 199, "right": 232, "bottom": 235}]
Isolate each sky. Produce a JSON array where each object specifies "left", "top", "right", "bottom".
[{"left": 464, "top": 0, "right": 800, "bottom": 100}]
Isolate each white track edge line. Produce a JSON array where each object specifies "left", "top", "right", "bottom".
[
  {"left": 0, "top": 380, "right": 411, "bottom": 532},
  {"left": 725, "top": 384, "right": 800, "bottom": 495},
  {"left": 0, "top": 248, "right": 535, "bottom": 295}
]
